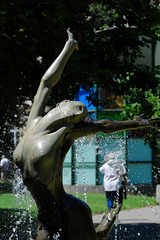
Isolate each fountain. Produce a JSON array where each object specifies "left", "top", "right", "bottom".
[{"left": 13, "top": 29, "right": 159, "bottom": 240}]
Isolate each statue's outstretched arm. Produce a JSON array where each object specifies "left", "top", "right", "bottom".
[
  {"left": 27, "top": 29, "right": 78, "bottom": 129},
  {"left": 70, "top": 116, "right": 159, "bottom": 139}
]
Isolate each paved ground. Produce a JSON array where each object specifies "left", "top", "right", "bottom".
[{"left": 93, "top": 206, "right": 160, "bottom": 239}]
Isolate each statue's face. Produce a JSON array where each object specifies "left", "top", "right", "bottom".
[{"left": 59, "top": 100, "right": 88, "bottom": 123}]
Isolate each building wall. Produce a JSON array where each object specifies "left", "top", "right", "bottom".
[
  {"left": 127, "top": 138, "right": 152, "bottom": 184},
  {"left": 136, "top": 41, "right": 152, "bottom": 67},
  {"left": 155, "top": 41, "right": 160, "bottom": 66}
]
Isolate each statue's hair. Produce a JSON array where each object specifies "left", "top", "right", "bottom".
[{"left": 56, "top": 100, "right": 70, "bottom": 107}]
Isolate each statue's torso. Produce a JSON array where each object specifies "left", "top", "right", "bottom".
[{"left": 13, "top": 122, "right": 73, "bottom": 187}]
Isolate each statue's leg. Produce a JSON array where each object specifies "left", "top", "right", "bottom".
[
  {"left": 34, "top": 193, "right": 97, "bottom": 240},
  {"left": 24, "top": 179, "right": 64, "bottom": 239},
  {"left": 60, "top": 193, "right": 97, "bottom": 240}
]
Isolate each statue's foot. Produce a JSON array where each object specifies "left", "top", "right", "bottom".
[
  {"left": 67, "top": 28, "right": 79, "bottom": 51},
  {"left": 95, "top": 204, "right": 122, "bottom": 240},
  {"left": 36, "top": 222, "right": 51, "bottom": 240}
]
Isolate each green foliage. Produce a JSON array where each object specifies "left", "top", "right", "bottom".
[
  {"left": 122, "top": 87, "right": 160, "bottom": 152},
  {"left": 122, "top": 87, "right": 160, "bottom": 119}
]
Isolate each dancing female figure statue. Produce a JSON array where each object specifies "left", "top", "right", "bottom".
[{"left": 13, "top": 29, "right": 159, "bottom": 240}]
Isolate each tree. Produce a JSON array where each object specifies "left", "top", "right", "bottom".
[
  {"left": 84, "top": 1, "right": 160, "bottom": 104},
  {"left": 0, "top": 0, "right": 160, "bottom": 153},
  {"left": 0, "top": 0, "right": 93, "bottom": 152}
]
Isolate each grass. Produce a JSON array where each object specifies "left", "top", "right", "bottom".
[
  {"left": 73, "top": 192, "right": 158, "bottom": 214},
  {"left": 0, "top": 193, "right": 36, "bottom": 209},
  {"left": 121, "top": 194, "right": 157, "bottom": 211},
  {"left": 0, "top": 192, "right": 158, "bottom": 216},
  {"left": 0, "top": 193, "right": 37, "bottom": 217}
]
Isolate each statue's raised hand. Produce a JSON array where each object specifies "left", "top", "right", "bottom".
[{"left": 134, "top": 115, "right": 160, "bottom": 128}]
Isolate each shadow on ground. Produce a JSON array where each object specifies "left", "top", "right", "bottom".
[
  {"left": 0, "top": 209, "right": 37, "bottom": 239},
  {"left": 108, "top": 223, "right": 160, "bottom": 240},
  {"left": 0, "top": 181, "right": 13, "bottom": 193},
  {"left": 1, "top": 209, "right": 160, "bottom": 239}
]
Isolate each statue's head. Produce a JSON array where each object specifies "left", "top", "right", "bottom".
[{"left": 58, "top": 100, "right": 88, "bottom": 123}]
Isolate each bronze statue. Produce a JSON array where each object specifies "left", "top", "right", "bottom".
[{"left": 13, "top": 29, "right": 159, "bottom": 240}]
